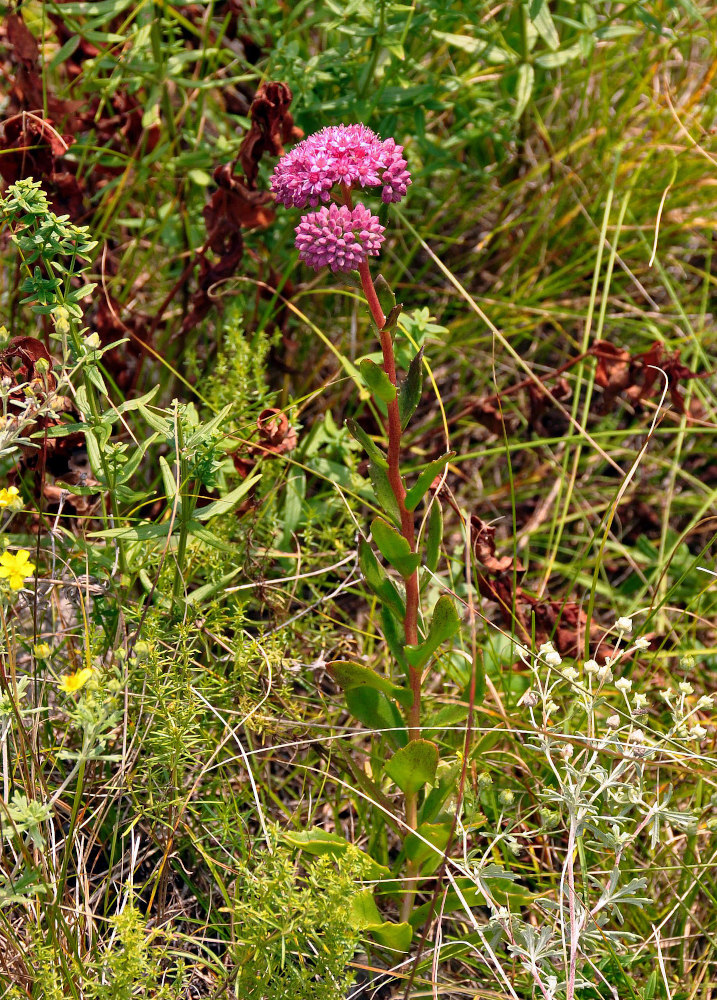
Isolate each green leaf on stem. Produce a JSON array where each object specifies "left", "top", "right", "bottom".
[
  {"left": 327, "top": 660, "right": 413, "bottom": 708},
  {"left": 404, "top": 821, "right": 452, "bottom": 870},
  {"left": 345, "top": 687, "right": 406, "bottom": 746},
  {"left": 373, "top": 274, "right": 396, "bottom": 319},
  {"left": 382, "top": 303, "right": 403, "bottom": 333},
  {"left": 381, "top": 605, "right": 409, "bottom": 672},
  {"left": 385, "top": 739, "right": 439, "bottom": 794},
  {"left": 368, "top": 460, "right": 401, "bottom": 525},
  {"left": 159, "top": 455, "right": 178, "bottom": 503},
  {"left": 345, "top": 417, "right": 387, "bottom": 467},
  {"left": 404, "top": 452, "right": 455, "bottom": 511},
  {"left": 371, "top": 516, "right": 420, "bottom": 577},
  {"left": 404, "top": 595, "right": 461, "bottom": 669},
  {"left": 349, "top": 890, "right": 412, "bottom": 951},
  {"left": 359, "top": 539, "right": 405, "bottom": 620},
  {"left": 424, "top": 501, "right": 443, "bottom": 575},
  {"left": 398, "top": 347, "right": 424, "bottom": 430},
  {"left": 194, "top": 475, "right": 261, "bottom": 521},
  {"left": 281, "top": 831, "right": 388, "bottom": 879},
  {"left": 359, "top": 358, "right": 396, "bottom": 403}
]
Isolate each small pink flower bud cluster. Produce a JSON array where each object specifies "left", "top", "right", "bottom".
[
  {"left": 271, "top": 124, "right": 409, "bottom": 272},
  {"left": 295, "top": 203, "right": 385, "bottom": 273}
]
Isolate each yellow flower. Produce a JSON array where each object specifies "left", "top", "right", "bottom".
[
  {"left": 59, "top": 668, "right": 94, "bottom": 694},
  {"left": 0, "top": 486, "right": 21, "bottom": 510},
  {"left": 0, "top": 549, "right": 35, "bottom": 590},
  {"left": 33, "top": 643, "right": 52, "bottom": 659}
]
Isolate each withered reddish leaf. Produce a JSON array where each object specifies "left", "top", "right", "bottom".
[
  {"left": 93, "top": 294, "right": 149, "bottom": 391},
  {"left": 239, "top": 81, "right": 302, "bottom": 188},
  {"left": 533, "top": 600, "right": 612, "bottom": 661},
  {"left": 206, "top": 165, "right": 275, "bottom": 234},
  {"left": 6, "top": 13, "right": 38, "bottom": 65},
  {"left": 632, "top": 342, "right": 699, "bottom": 414},
  {"left": 1, "top": 336, "right": 55, "bottom": 386},
  {"left": 0, "top": 115, "right": 70, "bottom": 185},
  {"left": 182, "top": 165, "right": 275, "bottom": 334},
  {"left": 591, "top": 339, "right": 701, "bottom": 415},
  {"left": 256, "top": 407, "right": 297, "bottom": 455},
  {"left": 526, "top": 376, "right": 570, "bottom": 434},
  {"left": 471, "top": 515, "right": 519, "bottom": 574},
  {"left": 591, "top": 339, "right": 632, "bottom": 412},
  {"left": 470, "top": 396, "right": 505, "bottom": 436},
  {"left": 49, "top": 169, "right": 86, "bottom": 220}
]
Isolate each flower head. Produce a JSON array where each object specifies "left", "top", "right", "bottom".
[
  {"left": 539, "top": 640, "right": 562, "bottom": 667},
  {"left": 59, "top": 667, "right": 94, "bottom": 694},
  {"left": 0, "top": 549, "right": 35, "bottom": 591},
  {"left": 0, "top": 486, "right": 21, "bottom": 510},
  {"left": 295, "top": 203, "right": 385, "bottom": 272},
  {"left": 271, "top": 124, "right": 411, "bottom": 208}
]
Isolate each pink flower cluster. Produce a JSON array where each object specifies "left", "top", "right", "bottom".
[
  {"left": 271, "top": 124, "right": 411, "bottom": 208},
  {"left": 295, "top": 203, "right": 385, "bottom": 273},
  {"left": 272, "top": 124, "right": 409, "bottom": 272}
]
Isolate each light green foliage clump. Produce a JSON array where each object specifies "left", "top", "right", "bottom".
[
  {"left": 202, "top": 299, "right": 273, "bottom": 426},
  {"left": 25, "top": 905, "right": 173, "bottom": 1000},
  {"left": 232, "top": 842, "right": 371, "bottom": 1000}
]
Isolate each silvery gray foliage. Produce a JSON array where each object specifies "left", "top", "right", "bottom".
[{"left": 480, "top": 627, "right": 710, "bottom": 998}]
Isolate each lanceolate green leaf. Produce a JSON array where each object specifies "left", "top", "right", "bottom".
[
  {"left": 404, "top": 452, "right": 455, "bottom": 511},
  {"left": 373, "top": 273, "right": 397, "bottom": 319},
  {"left": 368, "top": 460, "right": 401, "bottom": 524},
  {"left": 398, "top": 347, "right": 424, "bottom": 430},
  {"left": 193, "top": 475, "right": 261, "bottom": 521},
  {"left": 328, "top": 660, "right": 413, "bottom": 708},
  {"left": 405, "top": 595, "right": 461, "bottom": 669},
  {"left": 531, "top": 1, "right": 560, "bottom": 49},
  {"left": 359, "top": 539, "right": 405, "bottom": 620},
  {"left": 371, "top": 516, "right": 420, "bottom": 577},
  {"left": 359, "top": 358, "right": 397, "bottom": 403},
  {"left": 382, "top": 605, "right": 409, "bottom": 672},
  {"left": 345, "top": 417, "right": 387, "bottom": 467},
  {"left": 383, "top": 303, "right": 403, "bottom": 332},
  {"left": 424, "top": 502, "right": 443, "bottom": 575}
]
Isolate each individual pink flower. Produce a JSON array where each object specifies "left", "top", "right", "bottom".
[
  {"left": 295, "top": 203, "right": 385, "bottom": 272},
  {"left": 271, "top": 124, "right": 411, "bottom": 208}
]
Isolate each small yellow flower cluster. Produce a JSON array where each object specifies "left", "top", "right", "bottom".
[
  {"left": 0, "top": 549, "right": 35, "bottom": 590},
  {"left": 0, "top": 486, "right": 22, "bottom": 511}
]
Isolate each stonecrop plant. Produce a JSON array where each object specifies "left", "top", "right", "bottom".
[
  {"left": 270, "top": 123, "right": 717, "bottom": 995},
  {"left": 272, "top": 124, "right": 461, "bottom": 928}
]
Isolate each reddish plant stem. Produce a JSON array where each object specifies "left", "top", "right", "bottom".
[
  {"left": 358, "top": 258, "right": 422, "bottom": 922},
  {"left": 357, "top": 260, "right": 421, "bottom": 735}
]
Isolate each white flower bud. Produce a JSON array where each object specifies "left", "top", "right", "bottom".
[
  {"left": 679, "top": 682, "right": 694, "bottom": 696},
  {"left": 615, "top": 616, "right": 633, "bottom": 632},
  {"left": 634, "top": 637, "right": 650, "bottom": 650},
  {"left": 615, "top": 678, "right": 632, "bottom": 693},
  {"left": 584, "top": 659, "right": 600, "bottom": 675}
]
